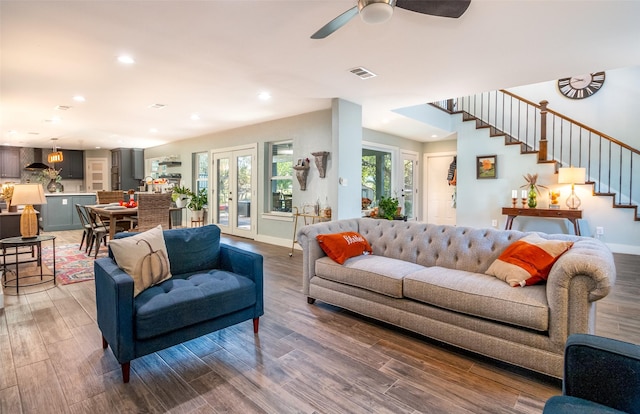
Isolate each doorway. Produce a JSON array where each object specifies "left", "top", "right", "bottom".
[
  {"left": 424, "top": 152, "right": 457, "bottom": 226},
  {"left": 85, "top": 158, "right": 108, "bottom": 192},
  {"left": 211, "top": 145, "right": 257, "bottom": 239}
]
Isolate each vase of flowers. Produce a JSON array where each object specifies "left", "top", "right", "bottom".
[
  {"left": 521, "top": 173, "right": 547, "bottom": 209},
  {"left": 42, "top": 167, "right": 62, "bottom": 193}
]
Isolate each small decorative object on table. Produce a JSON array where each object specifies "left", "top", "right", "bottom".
[
  {"left": 0, "top": 183, "right": 16, "bottom": 212},
  {"left": 549, "top": 190, "right": 561, "bottom": 209},
  {"left": 521, "top": 173, "right": 547, "bottom": 209}
]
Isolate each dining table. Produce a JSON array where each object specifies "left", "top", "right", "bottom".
[{"left": 87, "top": 204, "right": 182, "bottom": 240}]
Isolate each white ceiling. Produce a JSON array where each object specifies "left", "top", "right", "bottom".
[{"left": 2, "top": 0, "right": 639, "bottom": 150}]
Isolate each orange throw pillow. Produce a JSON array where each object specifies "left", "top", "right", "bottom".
[
  {"left": 316, "top": 232, "right": 373, "bottom": 264},
  {"left": 486, "top": 234, "right": 573, "bottom": 287}
]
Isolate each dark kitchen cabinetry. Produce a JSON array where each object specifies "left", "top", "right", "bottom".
[
  {"left": 111, "top": 148, "right": 144, "bottom": 191},
  {"left": 0, "top": 147, "right": 21, "bottom": 178},
  {"left": 47, "top": 149, "right": 84, "bottom": 179}
]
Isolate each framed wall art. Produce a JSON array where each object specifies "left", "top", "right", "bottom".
[{"left": 476, "top": 155, "right": 497, "bottom": 179}]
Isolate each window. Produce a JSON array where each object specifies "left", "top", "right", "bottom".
[
  {"left": 193, "top": 152, "right": 208, "bottom": 194},
  {"left": 362, "top": 146, "right": 393, "bottom": 205},
  {"left": 268, "top": 141, "right": 293, "bottom": 213}
]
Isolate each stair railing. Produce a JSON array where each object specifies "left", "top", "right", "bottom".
[{"left": 432, "top": 91, "right": 640, "bottom": 209}]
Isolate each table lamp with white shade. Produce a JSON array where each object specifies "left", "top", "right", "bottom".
[
  {"left": 558, "top": 167, "right": 586, "bottom": 210},
  {"left": 10, "top": 183, "right": 47, "bottom": 238}
]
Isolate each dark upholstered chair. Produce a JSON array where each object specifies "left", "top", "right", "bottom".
[
  {"left": 94, "top": 225, "right": 263, "bottom": 383},
  {"left": 543, "top": 334, "right": 640, "bottom": 414}
]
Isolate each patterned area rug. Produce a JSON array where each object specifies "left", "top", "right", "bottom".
[{"left": 42, "top": 243, "right": 107, "bottom": 285}]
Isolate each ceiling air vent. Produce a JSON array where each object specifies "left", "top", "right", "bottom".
[
  {"left": 148, "top": 103, "right": 167, "bottom": 109},
  {"left": 55, "top": 105, "right": 72, "bottom": 111},
  {"left": 349, "top": 66, "right": 377, "bottom": 80}
]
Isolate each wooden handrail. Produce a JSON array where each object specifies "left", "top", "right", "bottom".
[
  {"left": 500, "top": 89, "right": 640, "bottom": 156},
  {"left": 433, "top": 89, "right": 640, "bottom": 214}
]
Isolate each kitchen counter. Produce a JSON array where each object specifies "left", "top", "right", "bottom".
[
  {"left": 45, "top": 192, "right": 95, "bottom": 196},
  {"left": 39, "top": 193, "right": 97, "bottom": 231}
]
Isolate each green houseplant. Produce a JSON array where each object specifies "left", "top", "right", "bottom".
[
  {"left": 378, "top": 195, "right": 400, "bottom": 220},
  {"left": 188, "top": 188, "right": 208, "bottom": 220},
  {"left": 171, "top": 185, "right": 192, "bottom": 208}
]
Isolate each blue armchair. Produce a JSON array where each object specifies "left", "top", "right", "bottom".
[
  {"left": 544, "top": 334, "right": 640, "bottom": 414},
  {"left": 95, "top": 225, "right": 263, "bottom": 383}
]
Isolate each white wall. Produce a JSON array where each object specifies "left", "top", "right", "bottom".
[
  {"left": 507, "top": 66, "right": 640, "bottom": 148},
  {"left": 453, "top": 112, "right": 640, "bottom": 254}
]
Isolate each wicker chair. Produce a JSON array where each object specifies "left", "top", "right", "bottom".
[
  {"left": 96, "top": 191, "right": 124, "bottom": 204},
  {"left": 134, "top": 193, "right": 172, "bottom": 232}
]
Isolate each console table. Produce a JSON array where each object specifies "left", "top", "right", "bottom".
[{"left": 502, "top": 207, "right": 582, "bottom": 235}]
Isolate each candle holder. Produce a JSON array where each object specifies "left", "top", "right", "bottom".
[
  {"left": 511, "top": 197, "right": 517, "bottom": 208},
  {"left": 521, "top": 197, "right": 528, "bottom": 208}
]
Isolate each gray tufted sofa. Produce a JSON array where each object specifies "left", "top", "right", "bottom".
[{"left": 297, "top": 218, "right": 616, "bottom": 378}]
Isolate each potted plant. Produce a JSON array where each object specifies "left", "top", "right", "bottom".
[
  {"left": 171, "top": 185, "right": 192, "bottom": 208},
  {"left": 188, "top": 188, "right": 208, "bottom": 220},
  {"left": 378, "top": 195, "right": 400, "bottom": 220}
]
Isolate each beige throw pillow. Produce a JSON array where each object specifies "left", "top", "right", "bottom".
[
  {"left": 485, "top": 234, "right": 573, "bottom": 287},
  {"left": 109, "top": 225, "right": 172, "bottom": 296}
]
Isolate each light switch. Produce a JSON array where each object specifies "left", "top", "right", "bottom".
[{"left": 62, "top": 199, "right": 68, "bottom": 205}]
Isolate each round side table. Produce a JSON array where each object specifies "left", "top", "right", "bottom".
[{"left": 0, "top": 235, "right": 56, "bottom": 295}]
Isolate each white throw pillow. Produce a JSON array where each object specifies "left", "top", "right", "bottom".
[{"left": 109, "top": 225, "right": 172, "bottom": 296}]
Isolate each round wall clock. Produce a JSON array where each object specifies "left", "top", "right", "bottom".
[{"left": 557, "top": 71, "right": 605, "bottom": 99}]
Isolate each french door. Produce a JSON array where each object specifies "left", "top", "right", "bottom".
[
  {"left": 212, "top": 146, "right": 256, "bottom": 238},
  {"left": 401, "top": 151, "right": 419, "bottom": 221}
]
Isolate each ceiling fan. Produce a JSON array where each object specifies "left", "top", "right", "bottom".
[{"left": 311, "top": 0, "right": 471, "bottom": 39}]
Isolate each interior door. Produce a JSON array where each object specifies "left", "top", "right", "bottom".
[
  {"left": 85, "top": 157, "right": 108, "bottom": 192},
  {"left": 212, "top": 147, "right": 256, "bottom": 238},
  {"left": 425, "top": 153, "right": 457, "bottom": 226}
]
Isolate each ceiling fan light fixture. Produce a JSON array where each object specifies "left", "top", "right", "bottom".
[{"left": 359, "top": 0, "right": 395, "bottom": 24}]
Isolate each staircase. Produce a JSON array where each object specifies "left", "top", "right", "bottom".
[{"left": 430, "top": 90, "right": 640, "bottom": 221}]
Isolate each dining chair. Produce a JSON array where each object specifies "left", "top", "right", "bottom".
[
  {"left": 75, "top": 204, "right": 93, "bottom": 252},
  {"left": 96, "top": 190, "right": 124, "bottom": 204},
  {"left": 134, "top": 193, "right": 172, "bottom": 232},
  {"left": 85, "top": 206, "right": 110, "bottom": 258}
]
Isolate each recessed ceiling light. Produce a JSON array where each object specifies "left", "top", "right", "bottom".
[
  {"left": 431, "top": 134, "right": 438, "bottom": 138},
  {"left": 73, "top": 95, "right": 86, "bottom": 102},
  {"left": 44, "top": 116, "right": 61, "bottom": 123},
  {"left": 117, "top": 55, "right": 135, "bottom": 64},
  {"left": 258, "top": 91, "right": 271, "bottom": 101},
  {"left": 8, "top": 130, "right": 17, "bottom": 135},
  {"left": 190, "top": 113, "right": 201, "bottom": 121},
  {"left": 95, "top": 146, "right": 101, "bottom": 149},
  {"left": 149, "top": 128, "right": 158, "bottom": 133}
]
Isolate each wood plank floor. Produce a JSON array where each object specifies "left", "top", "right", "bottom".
[{"left": 1, "top": 229, "right": 638, "bottom": 413}]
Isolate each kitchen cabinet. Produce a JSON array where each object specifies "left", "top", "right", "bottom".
[
  {"left": 47, "top": 149, "right": 84, "bottom": 179},
  {"left": 0, "top": 147, "right": 21, "bottom": 178},
  {"left": 111, "top": 148, "right": 144, "bottom": 191},
  {"left": 39, "top": 194, "right": 96, "bottom": 231}
]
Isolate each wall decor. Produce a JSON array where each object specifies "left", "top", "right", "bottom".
[
  {"left": 293, "top": 164, "right": 310, "bottom": 191},
  {"left": 476, "top": 155, "right": 497, "bottom": 179},
  {"left": 311, "top": 151, "right": 329, "bottom": 178}
]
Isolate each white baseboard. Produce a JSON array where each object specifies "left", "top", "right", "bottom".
[
  {"left": 253, "top": 234, "right": 300, "bottom": 251},
  {"left": 605, "top": 242, "right": 640, "bottom": 255}
]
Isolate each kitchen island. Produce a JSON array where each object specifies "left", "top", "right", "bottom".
[{"left": 39, "top": 193, "right": 97, "bottom": 231}]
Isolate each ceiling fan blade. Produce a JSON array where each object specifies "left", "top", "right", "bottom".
[
  {"left": 395, "top": 0, "right": 471, "bottom": 18},
  {"left": 311, "top": 6, "right": 359, "bottom": 39}
]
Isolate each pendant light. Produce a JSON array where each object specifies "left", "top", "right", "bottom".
[{"left": 47, "top": 138, "right": 63, "bottom": 164}]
